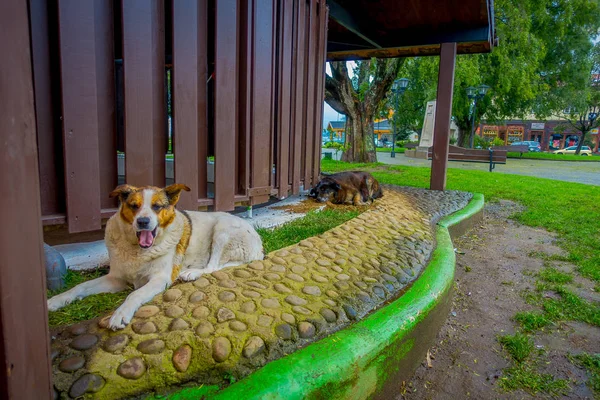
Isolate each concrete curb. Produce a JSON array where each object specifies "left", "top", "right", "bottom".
[{"left": 167, "top": 193, "right": 485, "bottom": 400}]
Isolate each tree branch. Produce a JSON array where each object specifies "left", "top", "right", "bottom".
[{"left": 364, "top": 58, "right": 404, "bottom": 116}]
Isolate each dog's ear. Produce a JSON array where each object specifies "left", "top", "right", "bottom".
[
  {"left": 164, "top": 183, "right": 191, "bottom": 205},
  {"left": 333, "top": 182, "right": 341, "bottom": 191},
  {"left": 109, "top": 184, "right": 137, "bottom": 203}
]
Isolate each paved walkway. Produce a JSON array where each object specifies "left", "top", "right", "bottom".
[{"left": 377, "top": 153, "right": 600, "bottom": 186}]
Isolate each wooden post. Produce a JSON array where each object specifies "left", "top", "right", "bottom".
[
  {"left": 0, "top": 0, "right": 53, "bottom": 397},
  {"left": 430, "top": 42, "right": 457, "bottom": 191}
]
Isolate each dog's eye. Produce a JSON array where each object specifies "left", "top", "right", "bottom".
[
  {"left": 152, "top": 204, "right": 163, "bottom": 211},
  {"left": 129, "top": 203, "right": 140, "bottom": 211}
]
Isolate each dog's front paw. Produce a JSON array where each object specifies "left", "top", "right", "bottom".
[
  {"left": 108, "top": 303, "right": 137, "bottom": 330},
  {"left": 47, "top": 295, "right": 71, "bottom": 311},
  {"left": 178, "top": 269, "right": 203, "bottom": 282}
]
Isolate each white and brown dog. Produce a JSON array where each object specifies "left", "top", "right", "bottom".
[{"left": 47, "top": 183, "right": 264, "bottom": 330}]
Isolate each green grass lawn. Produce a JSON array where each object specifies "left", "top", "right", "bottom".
[{"left": 507, "top": 152, "right": 600, "bottom": 161}]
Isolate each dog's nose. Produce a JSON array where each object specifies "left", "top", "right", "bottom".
[{"left": 137, "top": 217, "right": 150, "bottom": 229}]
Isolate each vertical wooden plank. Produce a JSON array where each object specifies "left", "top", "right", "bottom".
[
  {"left": 312, "top": 1, "right": 328, "bottom": 184},
  {"left": 303, "top": 0, "right": 317, "bottom": 190},
  {"left": 122, "top": 0, "right": 166, "bottom": 187},
  {"left": 276, "top": 0, "right": 293, "bottom": 198},
  {"left": 237, "top": 0, "right": 251, "bottom": 197},
  {"left": 214, "top": 0, "right": 238, "bottom": 211},
  {"left": 173, "top": 0, "right": 208, "bottom": 210},
  {"left": 30, "top": 0, "right": 64, "bottom": 217},
  {"left": 250, "top": 0, "right": 275, "bottom": 205},
  {"left": 430, "top": 43, "right": 457, "bottom": 191},
  {"left": 58, "top": 1, "right": 108, "bottom": 233},
  {"left": 291, "top": 0, "right": 306, "bottom": 195},
  {"left": 95, "top": 1, "right": 118, "bottom": 209},
  {"left": 0, "top": 0, "right": 52, "bottom": 397}
]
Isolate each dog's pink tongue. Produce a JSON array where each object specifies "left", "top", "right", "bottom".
[{"left": 138, "top": 231, "right": 154, "bottom": 247}]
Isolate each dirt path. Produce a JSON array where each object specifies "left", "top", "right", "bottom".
[{"left": 398, "top": 201, "right": 600, "bottom": 399}]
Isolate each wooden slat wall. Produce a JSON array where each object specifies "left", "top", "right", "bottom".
[
  {"left": 122, "top": 0, "right": 166, "bottom": 187},
  {"left": 57, "top": 1, "right": 114, "bottom": 233},
  {"left": 0, "top": 0, "right": 53, "bottom": 395},
  {"left": 32, "top": 0, "right": 328, "bottom": 232},
  {"left": 172, "top": 0, "right": 208, "bottom": 211}
]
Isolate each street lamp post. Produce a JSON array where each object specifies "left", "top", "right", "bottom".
[
  {"left": 467, "top": 84, "right": 490, "bottom": 148},
  {"left": 390, "top": 78, "right": 410, "bottom": 158}
]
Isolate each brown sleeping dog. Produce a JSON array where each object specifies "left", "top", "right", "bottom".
[{"left": 309, "top": 171, "right": 383, "bottom": 206}]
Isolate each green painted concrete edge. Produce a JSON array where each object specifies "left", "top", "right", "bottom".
[{"left": 167, "top": 193, "right": 485, "bottom": 400}]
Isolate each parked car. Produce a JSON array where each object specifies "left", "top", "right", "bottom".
[
  {"left": 553, "top": 146, "right": 593, "bottom": 156},
  {"left": 511, "top": 141, "right": 541, "bottom": 152}
]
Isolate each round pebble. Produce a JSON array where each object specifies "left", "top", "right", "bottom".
[
  {"left": 165, "top": 304, "right": 185, "bottom": 318},
  {"left": 212, "top": 271, "right": 229, "bottom": 280},
  {"left": 218, "top": 291, "right": 236, "bottom": 302},
  {"left": 230, "top": 320, "right": 248, "bottom": 331},
  {"left": 322, "top": 252, "right": 336, "bottom": 259},
  {"left": 69, "top": 374, "right": 105, "bottom": 397},
  {"left": 320, "top": 308, "right": 337, "bottom": 322},
  {"left": 219, "top": 280, "right": 237, "bottom": 288},
  {"left": 275, "top": 323, "right": 293, "bottom": 339},
  {"left": 281, "top": 313, "right": 296, "bottom": 324},
  {"left": 169, "top": 318, "right": 190, "bottom": 331},
  {"left": 242, "top": 290, "right": 261, "bottom": 298},
  {"left": 298, "top": 321, "right": 316, "bottom": 338},
  {"left": 316, "top": 259, "right": 331, "bottom": 267},
  {"left": 217, "top": 307, "right": 236, "bottom": 322},
  {"left": 331, "top": 265, "right": 343, "bottom": 273},
  {"left": 240, "top": 301, "right": 257, "bottom": 313},
  {"left": 270, "top": 257, "right": 286, "bottom": 265},
  {"left": 274, "top": 283, "right": 292, "bottom": 294},
  {"left": 173, "top": 345, "right": 192, "bottom": 372},
  {"left": 132, "top": 321, "right": 157, "bottom": 334},
  {"left": 196, "top": 322, "right": 215, "bottom": 338},
  {"left": 189, "top": 291, "right": 206, "bottom": 303},
  {"left": 70, "top": 334, "right": 98, "bottom": 351},
  {"left": 137, "top": 339, "right": 165, "bottom": 354},
  {"left": 336, "top": 273, "right": 350, "bottom": 281},
  {"left": 292, "top": 306, "right": 311, "bottom": 315},
  {"left": 291, "top": 265, "right": 306, "bottom": 274},
  {"left": 299, "top": 240, "right": 314, "bottom": 248},
  {"left": 117, "top": 357, "right": 146, "bottom": 380},
  {"left": 103, "top": 334, "right": 129, "bottom": 353},
  {"left": 192, "top": 306, "right": 210, "bottom": 319},
  {"left": 275, "top": 250, "right": 290, "bottom": 257},
  {"left": 234, "top": 270, "right": 252, "bottom": 278},
  {"left": 246, "top": 281, "right": 267, "bottom": 289},
  {"left": 292, "top": 257, "right": 307, "bottom": 264},
  {"left": 270, "top": 265, "right": 286, "bottom": 273},
  {"left": 354, "top": 281, "right": 368, "bottom": 290},
  {"left": 349, "top": 256, "right": 362, "bottom": 264},
  {"left": 357, "top": 292, "right": 371, "bottom": 303},
  {"left": 69, "top": 324, "right": 86, "bottom": 336},
  {"left": 249, "top": 261, "right": 265, "bottom": 270},
  {"left": 194, "top": 277, "right": 210, "bottom": 287},
  {"left": 257, "top": 315, "right": 273, "bottom": 327},
  {"left": 285, "top": 295, "right": 307, "bottom": 306},
  {"left": 290, "top": 248, "right": 303, "bottom": 255},
  {"left": 349, "top": 267, "right": 361, "bottom": 275},
  {"left": 51, "top": 349, "right": 60, "bottom": 362},
  {"left": 323, "top": 299, "right": 337, "bottom": 307},
  {"left": 212, "top": 337, "right": 232, "bottom": 362},
  {"left": 373, "top": 286, "right": 386, "bottom": 298},
  {"left": 334, "top": 281, "right": 350, "bottom": 290},
  {"left": 326, "top": 290, "right": 339, "bottom": 298},
  {"left": 135, "top": 305, "right": 160, "bottom": 319},
  {"left": 302, "top": 286, "right": 321, "bottom": 296},
  {"left": 343, "top": 305, "right": 358, "bottom": 320},
  {"left": 264, "top": 273, "right": 282, "bottom": 281},
  {"left": 243, "top": 336, "right": 265, "bottom": 358},
  {"left": 364, "top": 277, "right": 378, "bottom": 283},
  {"left": 334, "top": 259, "right": 347, "bottom": 266},
  {"left": 261, "top": 298, "right": 280, "bottom": 308},
  {"left": 163, "top": 288, "right": 182, "bottom": 302},
  {"left": 59, "top": 356, "right": 85, "bottom": 372},
  {"left": 286, "top": 273, "right": 304, "bottom": 282}
]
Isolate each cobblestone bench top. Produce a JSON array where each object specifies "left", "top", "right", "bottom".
[{"left": 50, "top": 186, "right": 472, "bottom": 399}]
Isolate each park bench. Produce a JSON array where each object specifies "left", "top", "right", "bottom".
[
  {"left": 427, "top": 145, "right": 508, "bottom": 172},
  {"left": 492, "top": 144, "right": 529, "bottom": 157}
]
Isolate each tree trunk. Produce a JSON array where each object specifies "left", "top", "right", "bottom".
[
  {"left": 341, "top": 114, "right": 377, "bottom": 163},
  {"left": 456, "top": 127, "right": 469, "bottom": 147},
  {"left": 575, "top": 131, "right": 587, "bottom": 155}
]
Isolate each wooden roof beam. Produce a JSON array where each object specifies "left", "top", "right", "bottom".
[{"left": 328, "top": 0, "right": 382, "bottom": 49}]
